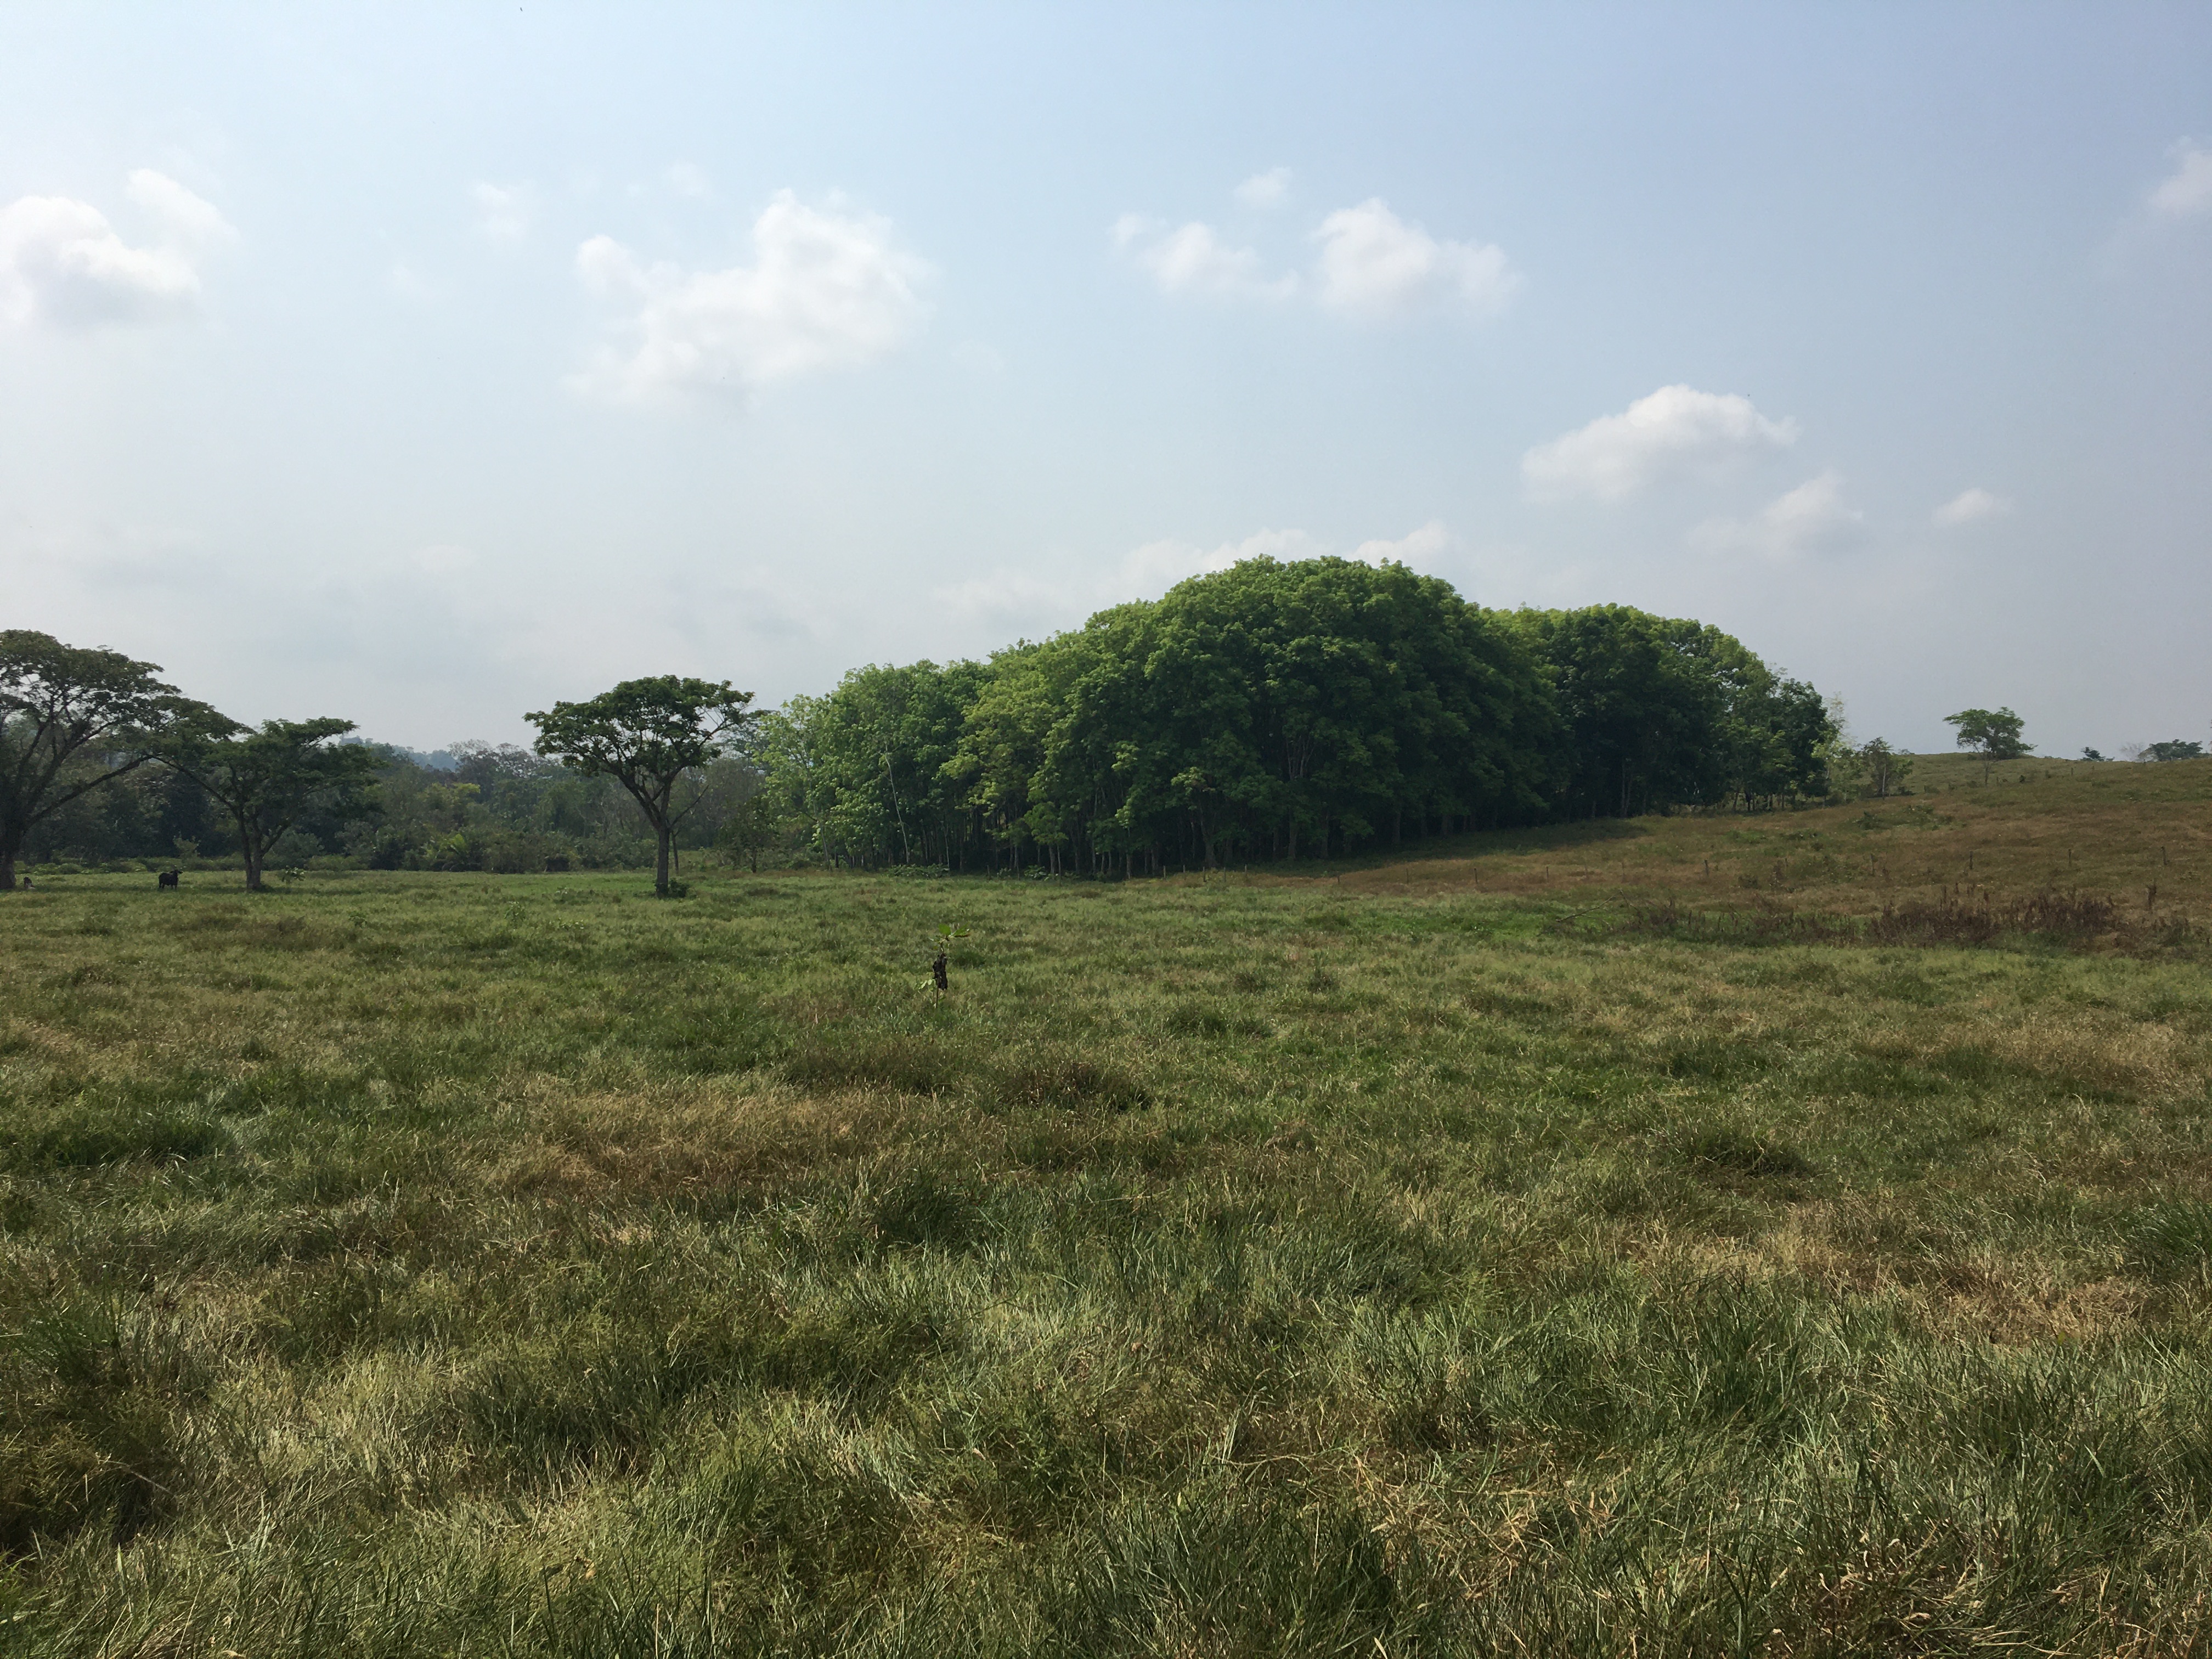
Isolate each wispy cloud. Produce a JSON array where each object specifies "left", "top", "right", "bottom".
[
  {"left": 573, "top": 190, "right": 931, "bottom": 403},
  {"left": 1523, "top": 385, "right": 1799, "bottom": 502},
  {"left": 473, "top": 182, "right": 532, "bottom": 240},
  {"left": 1692, "top": 471, "right": 1864, "bottom": 559},
  {"left": 665, "top": 162, "right": 714, "bottom": 200},
  {"left": 1933, "top": 487, "right": 2012, "bottom": 526},
  {"left": 944, "top": 528, "right": 1327, "bottom": 623},
  {"left": 1119, "top": 527, "right": 1328, "bottom": 592},
  {"left": 1111, "top": 215, "right": 1294, "bottom": 299},
  {"left": 1352, "top": 520, "right": 1452, "bottom": 566},
  {"left": 1234, "top": 167, "right": 1293, "bottom": 210},
  {"left": 2150, "top": 142, "right": 2212, "bottom": 218},
  {"left": 937, "top": 523, "right": 1457, "bottom": 629},
  {"left": 127, "top": 169, "right": 233, "bottom": 247},
  {"left": 1114, "top": 185, "right": 1515, "bottom": 321}
]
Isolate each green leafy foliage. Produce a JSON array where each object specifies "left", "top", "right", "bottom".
[
  {"left": 0, "top": 629, "right": 194, "bottom": 890},
  {"left": 157, "top": 715, "right": 383, "bottom": 891},
  {"left": 1043, "top": 558, "right": 1561, "bottom": 866},
  {"left": 755, "top": 558, "right": 1836, "bottom": 876},
  {"left": 527, "top": 676, "right": 757, "bottom": 894},
  {"left": 1945, "top": 706, "right": 2032, "bottom": 767},
  {"left": 2145, "top": 740, "right": 2206, "bottom": 763},
  {"left": 1857, "top": 735, "right": 1914, "bottom": 798},
  {"left": 13, "top": 569, "right": 1847, "bottom": 882},
  {"left": 1510, "top": 602, "right": 1831, "bottom": 814}
]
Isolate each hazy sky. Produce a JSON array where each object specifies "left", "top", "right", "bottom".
[{"left": 3, "top": 4, "right": 2207, "bottom": 754}]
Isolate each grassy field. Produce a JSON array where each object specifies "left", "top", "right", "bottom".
[{"left": 4, "top": 759, "right": 2212, "bottom": 1656}]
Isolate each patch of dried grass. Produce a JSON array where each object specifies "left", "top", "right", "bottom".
[{"left": 488, "top": 1079, "right": 905, "bottom": 1197}]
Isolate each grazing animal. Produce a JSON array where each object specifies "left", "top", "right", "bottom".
[{"left": 159, "top": 869, "right": 180, "bottom": 889}]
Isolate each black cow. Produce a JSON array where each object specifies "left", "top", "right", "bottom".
[{"left": 159, "top": 870, "right": 181, "bottom": 889}]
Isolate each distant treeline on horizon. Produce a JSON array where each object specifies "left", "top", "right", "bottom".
[{"left": 31, "top": 556, "right": 1844, "bottom": 875}]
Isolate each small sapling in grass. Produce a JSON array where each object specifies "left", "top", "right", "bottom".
[{"left": 930, "top": 923, "right": 970, "bottom": 992}]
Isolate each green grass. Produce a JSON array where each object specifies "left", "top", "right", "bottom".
[{"left": 4, "top": 791, "right": 2212, "bottom": 1655}]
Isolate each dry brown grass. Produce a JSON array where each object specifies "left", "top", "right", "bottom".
[{"left": 1227, "top": 754, "right": 2212, "bottom": 949}]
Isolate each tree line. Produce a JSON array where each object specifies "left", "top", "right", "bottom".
[{"left": 25, "top": 555, "right": 2133, "bottom": 894}]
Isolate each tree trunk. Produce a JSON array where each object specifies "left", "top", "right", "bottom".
[
  {"left": 0, "top": 849, "right": 14, "bottom": 893},
  {"left": 655, "top": 822, "right": 672, "bottom": 894},
  {"left": 244, "top": 840, "right": 264, "bottom": 891}
]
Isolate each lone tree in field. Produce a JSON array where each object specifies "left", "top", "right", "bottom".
[
  {"left": 526, "top": 676, "right": 757, "bottom": 895},
  {"left": 1858, "top": 737, "right": 1914, "bottom": 799},
  {"left": 1944, "top": 706, "right": 2029, "bottom": 782},
  {"left": 0, "top": 630, "right": 190, "bottom": 893},
  {"left": 160, "top": 716, "right": 383, "bottom": 891}
]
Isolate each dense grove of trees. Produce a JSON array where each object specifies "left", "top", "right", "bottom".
[
  {"left": 14, "top": 557, "right": 1864, "bottom": 876},
  {"left": 754, "top": 559, "right": 1834, "bottom": 873}
]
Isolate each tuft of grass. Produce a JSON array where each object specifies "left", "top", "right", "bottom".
[
  {"left": 782, "top": 1030, "right": 969, "bottom": 1096},
  {"left": 2129, "top": 1201, "right": 2212, "bottom": 1285},
  {"left": 1680, "top": 1125, "right": 1818, "bottom": 1181},
  {"left": 993, "top": 1049, "right": 1150, "bottom": 1113}
]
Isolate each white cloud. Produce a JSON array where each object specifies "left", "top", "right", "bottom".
[
  {"left": 127, "top": 170, "right": 233, "bottom": 247},
  {"left": 1522, "top": 385, "right": 1799, "bottom": 502},
  {"left": 1692, "top": 471, "right": 1864, "bottom": 560},
  {"left": 1121, "top": 527, "right": 1327, "bottom": 591},
  {"left": 934, "top": 568, "right": 1077, "bottom": 626},
  {"left": 1235, "top": 167, "right": 1293, "bottom": 210},
  {"left": 1115, "top": 190, "right": 1513, "bottom": 318},
  {"left": 0, "top": 171, "right": 226, "bottom": 329},
  {"left": 1310, "top": 198, "right": 1517, "bottom": 319},
  {"left": 574, "top": 190, "right": 930, "bottom": 401},
  {"left": 1933, "top": 487, "right": 2012, "bottom": 526},
  {"left": 1352, "top": 520, "right": 1452, "bottom": 567},
  {"left": 2150, "top": 142, "right": 2212, "bottom": 218},
  {"left": 939, "top": 527, "right": 1333, "bottom": 625},
  {"left": 474, "top": 182, "right": 532, "bottom": 239},
  {"left": 1113, "top": 214, "right": 1292, "bottom": 298}
]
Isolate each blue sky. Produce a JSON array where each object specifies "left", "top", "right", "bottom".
[{"left": 3, "top": 4, "right": 2207, "bottom": 755}]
